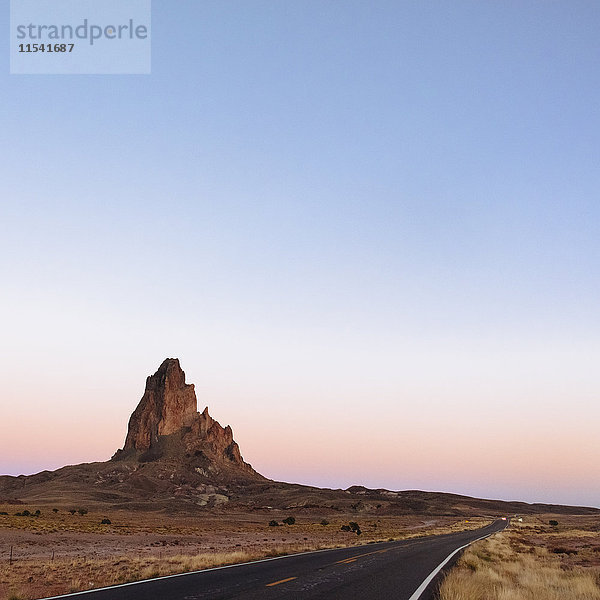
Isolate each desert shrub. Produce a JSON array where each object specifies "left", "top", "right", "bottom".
[
  {"left": 0, "top": 511, "right": 8, "bottom": 515},
  {"left": 34, "top": 509, "right": 41, "bottom": 516},
  {"left": 320, "top": 519, "right": 329, "bottom": 526},
  {"left": 15, "top": 510, "right": 31, "bottom": 517},
  {"left": 340, "top": 521, "right": 362, "bottom": 534},
  {"left": 101, "top": 518, "right": 112, "bottom": 524},
  {"left": 283, "top": 516, "right": 296, "bottom": 525},
  {"left": 69, "top": 509, "right": 77, "bottom": 515},
  {"left": 52, "top": 508, "right": 59, "bottom": 513},
  {"left": 549, "top": 520, "right": 559, "bottom": 526},
  {"left": 78, "top": 508, "right": 88, "bottom": 516},
  {"left": 268, "top": 520, "right": 279, "bottom": 527},
  {"left": 349, "top": 521, "right": 362, "bottom": 535}
]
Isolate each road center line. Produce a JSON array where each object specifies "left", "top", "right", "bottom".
[
  {"left": 266, "top": 577, "right": 297, "bottom": 587},
  {"left": 335, "top": 547, "right": 390, "bottom": 565}
]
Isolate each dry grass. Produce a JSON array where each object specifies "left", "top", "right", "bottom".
[
  {"left": 439, "top": 516, "right": 600, "bottom": 600},
  {"left": 1, "top": 551, "right": 258, "bottom": 600}
]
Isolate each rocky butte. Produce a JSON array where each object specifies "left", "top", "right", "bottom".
[{"left": 113, "top": 358, "right": 261, "bottom": 482}]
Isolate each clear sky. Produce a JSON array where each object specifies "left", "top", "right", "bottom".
[{"left": 2, "top": 2, "right": 599, "bottom": 508}]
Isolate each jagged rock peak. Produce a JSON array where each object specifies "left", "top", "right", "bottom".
[
  {"left": 116, "top": 358, "right": 260, "bottom": 478},
  {"left": 123, "top": 358, "right": 197, "bottom": 452}
]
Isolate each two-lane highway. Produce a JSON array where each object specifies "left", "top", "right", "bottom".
[{"left": 44, "top": 519, "right": 507, "bottom": 600}]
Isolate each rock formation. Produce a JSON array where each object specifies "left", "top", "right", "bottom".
[
  {"left": 123, "top": 358, "right": 197, "bottom": 451},
  {"left": 114, "top": 358, "right": 259, "bottom": 478}
]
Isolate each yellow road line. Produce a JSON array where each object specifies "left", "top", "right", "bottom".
[
  {"left": 335, "top": 548, "right": 390, "bottom": 565},
  {"left": 266, "top": 577, "right": 297, "bottom": 587},
  {"left": 267, "top": 549, "right": 391, "bottom": 587}
]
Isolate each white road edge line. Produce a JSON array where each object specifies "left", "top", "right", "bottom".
[{"left": 407, "top": 522, "right": 506, "bottom": 600}]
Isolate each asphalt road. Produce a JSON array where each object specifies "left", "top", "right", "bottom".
[{"left": 44, "top": 519, "right": 507, "bottom": 600}]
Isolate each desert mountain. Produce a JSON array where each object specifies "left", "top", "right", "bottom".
[
  {"left": 0, "top": 359, "right": 264, "bottom": 511},
  {"left": 1, "top": 359, "right": 598, "bottom": 517},
  {"left": 113, "top": 358, "right": 258, "bottom": 479}
]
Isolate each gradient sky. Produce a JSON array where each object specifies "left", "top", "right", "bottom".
[{"left": 2, "top": 2, "right": 599, "bottom": 508}]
